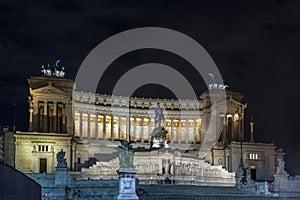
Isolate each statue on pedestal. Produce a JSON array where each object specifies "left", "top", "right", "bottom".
[
  {"left": 56, "top": 149, "right": 67, "bottom": 168},
  {"left": 276, "top": 157, "right": 287, "bottom": 174},
  {"left": 118, "top": 140, "right": 135, "bottom": 168},
  {"left": 55, "top": 149, "right": 69, "bottom": 188},
  {"left": 154, "top": 102, "right": 165, "bottom": 127},
  {"left": 117, "top": 140, "right": 139, "bottom": 200},
  {"left": 150, "top": 103, "right": 168, "bottom": 149}
]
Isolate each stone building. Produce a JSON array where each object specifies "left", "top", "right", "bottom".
[
  {"left": 13, "top": 72, "right": 284, "bottom": 183},
  {"left": 0, "top": 125, "right": 15, "bottom": 167},
  {"left": 15, "top": 76, "right": 73, "bottom": 173}
]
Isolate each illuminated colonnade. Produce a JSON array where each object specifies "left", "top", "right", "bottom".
[
  {"left": 74, "top": 111, "right": 202, "bottom": 144},
  {"left": 72, "top": 91, "right": 246, "bottom": 145}
]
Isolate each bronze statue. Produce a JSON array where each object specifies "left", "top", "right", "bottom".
[
  {"left": 150, "top": 102, "right": 168, "bottom": 149},
  {"left": 118, "top": 140, "right": 135, "bottom": 168},
  {"left": 56, "top": 149, "right": 67, "bottom": 167},
  {"left": 154, "top": 102, "right": 165, "bottom": 127}
]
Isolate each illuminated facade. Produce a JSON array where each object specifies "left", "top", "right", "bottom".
[
  {"left": 72, "top": 91, "right": 243, "bottom": 145},
  {"left": 13, "top": 75, "right": 284, "bottom": 183},
  {"left": 15, "top": 76, "right": 73, "bottom": 173}
]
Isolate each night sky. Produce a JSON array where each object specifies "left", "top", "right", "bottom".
[{"left": 0, "top": 1, "right": 300, "bottom": 174}]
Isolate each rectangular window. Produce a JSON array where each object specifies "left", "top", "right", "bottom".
[{"left": 249, "top": 153, "right": 258, "bottom": 160}]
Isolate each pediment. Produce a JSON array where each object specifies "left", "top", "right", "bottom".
[
  {"left": 227, "top": 98, "right": 245, "bottom": 107},
  {"left": 217, "top": 98, "right": 246, "bottom": 108},
  {"left": 30, "top": 82, "right": 67, "bottom": 96}
]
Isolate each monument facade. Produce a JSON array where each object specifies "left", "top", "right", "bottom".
[{"left": 12, "top": 68, "right": 285, "bottom": 185}]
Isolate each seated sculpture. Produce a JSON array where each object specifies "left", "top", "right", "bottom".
[{"left": 56, "top": 149, "right": 67, "bottom": 168}]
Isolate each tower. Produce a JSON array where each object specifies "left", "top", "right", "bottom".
[
  {"left": 27, "top": 76, "right": 74, "bottom": 134},
  {"left": 14, "top": 64, "right": 73, "bottom": 173}
]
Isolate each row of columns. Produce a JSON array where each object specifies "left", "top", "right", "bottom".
[
  {"left": 30, "top": 100, "right": 66, "bottom": 133},
  {"left": 220, "top": 113, "right": 244, "bottom": 144},
  {"left": 77, "top": 112, "right": 200, "bottom": 144}
]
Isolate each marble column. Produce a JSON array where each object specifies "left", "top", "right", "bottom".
[
  {"left": 103, "top": 114, "right": 106, "bottom": 141},
  {"left": 171, "top": 118, "right": 174, "bottom": 144},
  {"left": 231, "top": 114, "right": 234, "bottom": 141},
  {"left": 43, "top": 101, "right": 48, "bottom": 132},
  {"left": 87, "top": 112, "right": 91, "bottom": 141},
  {"left": 133, "top": 116, "right": 137, "bottom": 141},
  {"left": 193, "top": 119, "right": 196, "bottom": 143},
  {"left": 79, "top": 112, "right": 83, "bottom": 139},
  {"left": 72, "top": 143, "right": 76, "bottom": 171},
  {"left": 53, "top": 101, "right": 57, "bottom": 133},
  {"left": 225, "top": 114, "right": 228, "bottom": 144},
  {"left": 141, "top": 117, "right": 144, "bottom": 143},
  {"left": 220, "top": 116, "right": 225, "bottom": 144},
  {"left": 62, "top": 104, "right": 66, "bottom": 134},
  {"left": 29, "top": 101, "right": 33, "bottom": 132},
  {"left": 95, "top": 113, "right": 99, "bottom": 140},
  {"left": 148, "top": 117, "right": 152, "bottom": 143},
  {"left": 250, "top": 116, "right": 254, "bottom": 143},
  {"left": 227, "top": 114, "right": 231, "bottom": 142},
  {"left": 225, "top": 149, "right": 230, "bottom": 170},
  {"left": 126, "top": 116, "right": 130, "bottom": 141},
  {"left": 178, "top": 119, "right": 181, "bottom": 144},
  {"left": 33, "top": 101, "right": 38, "bottom": 131},
  {"left": 200, "top": 115, "right": 207, "bottom": 143},
  {"left": 111, "top": 115, "right": 114, "bottom": 141},
  {"left": 186, "top": 119, "right": 189, "bottom": 144},
  {"left": 118, "top": 116, "right": 121, "bottom": 139}
]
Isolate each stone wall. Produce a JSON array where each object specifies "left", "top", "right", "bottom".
[
  {"left": 0, "top": 128, "right": 15, "bottom": 167},
  {"left": 15, "top": 132, "right": 71, "bottom": 173},
  {"left": 273, "top": 173, "right": 300, "bottom": 197},
  {"left": 27, "top": 172, "right": 118, "bottom": 200},
  {"left": 81, "top": 151, "right": 236, "bottom": 187}
]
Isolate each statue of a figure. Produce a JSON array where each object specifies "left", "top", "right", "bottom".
[
  {"left": 154, "top": 102, "right": 165, "bottom": 127},
  {"left": 208, "top": 73, "right": 217, "bottom": 84},
  {"left": 41, "top": 65, "right": 46, "bottom": 75},
  {"left": 56, "top": 149, "right": 67, "bottom": 167},
  {"left": 118, "top": 140, "right": 135, "bottom": 168},
  {"left": 276, "top": 157, "right": 286, "bottom": 173}
]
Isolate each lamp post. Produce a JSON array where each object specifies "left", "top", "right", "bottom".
[
  {"left": 191, "top": 178, "right": 194, "bottom": 185},
  {"left": 150, "top": 176, "right": 153, "bottom": 185}
]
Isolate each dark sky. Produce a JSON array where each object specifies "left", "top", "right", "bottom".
[{"left": 0, "top": 0, "right": 300, "bottom": 174}]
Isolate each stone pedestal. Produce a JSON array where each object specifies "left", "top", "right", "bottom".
[
  {"left": 150, "top": 126, "right": 168, "bottom": 149},
  {"left": 117, "top": 167, "right": 139, "bottom": 200},
  {"left": 55, "top": 166, "right": 68, "bottom": 186},
  {"left": 273, "top": 171, "right": 289, "bottom": 192}
]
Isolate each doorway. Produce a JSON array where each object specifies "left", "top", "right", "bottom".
[
  {"left": 250, "top": 165, "right": 256, "bottom": 180},
  {"left": 40, "top": 158, "right": 47, "bottom": 173}
]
